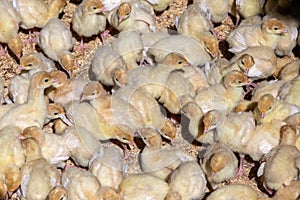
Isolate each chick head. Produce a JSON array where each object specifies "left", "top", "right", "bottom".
[
  {"left": 21, "top": 137, "right": 41, "bottom": 160},
  {"left": 49, "top": 70, "right": 68, "bottom": 88},
  {"left": 84, "top": 0, "right": 105, "bottom": 14},
  {"left": 210, "top": 151, "right": 228, "bottom": 174},
  {"left": 33, "top": 71, "right": 56, "bottom": 89},
  {"left": 114, "top": 125, "right": 134, "bottom": 144},
  {"left": 21, "top": 126, "right": 42, "bottom": 143},
  {"left": 117, "top": 3, "right": 131, "bottom": 23},
  {"left": 161, "top": 52, "right": 191, "bottom": 68},
  {"left": 203, "top": 110, "right": 221, "bottom": 133},
  {"left": 81, "top": 81, "right": 105, "bottom": 101},
  {"left": 223, "top": 70, "right": 248, "bottom": 88},
  {"left": 160, "top": 120, "right": 176, "bottom": 140},
  {"left": 263, "top": 18, "right": 288, "bottom": 35},
  {"left": 138, "top": 127, "right": 162, "bottom": 147},
  {"left": 202, "top": 35, "right": 219, "bottom": 58},
  {"left": 8, "top": 36, "right": 23, "bottom": 58},
  {"left": 46, "top": 186, "right": 68, "bottom": 200},
  {"left": 0, "top": 179, "right": 7, "bottom": 200},
  {"left": 19, "top": 53, "right": 41, "bottom": 71},
  {"left": 47, "top": 103, "right": 65, "bottom": 120},
  {"left": 112, "top": 67, "right": 128, "bottom": 87},
  {"left": 59, "top": 52, "right": 75, "bottom": 74},
  {"left": 238, "top": 54, "right": 255, "bottom": 74},
  {"left": 280, "top": 124, "right": 297, "bottom": 145},
  {"left": 257, "top": 94, "right": 275, "bottom": 118}
]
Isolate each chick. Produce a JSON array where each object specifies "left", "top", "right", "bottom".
[
  {"left": 37, "top": 18, "right": 75, "bottom": 74},
  {"left": 0, "top": 0, "right": 23, "bottom": 58},
  {"left": 20, "top": 138, "right": 60, "bottom": 200},
  {"left": 65, "top": 100, "right": 134, "bottom": 144},
  {"left": 227, "top": 18, "right": 288, "bottom": 53},
  {"left": 279, "top": 76, "right": 300, "bottom": 108},
  {"left": 113, "top": 85, "right": 176, "bottom": 140},
  {"left": 278, "top": 59, "right": 300, "bottom": 81},
  {"left": 168, "top": 161, "right": 207, "bottom": 200},
  {"left": 254, "top": 94, "right": 300, "bottom": 124},
  {"left": 107, "top": 1, "right": 156, "bottom": 32},
  {"left": 89, "top": 146, "right": 124, "bottom": 190},
  {"left": 201, "top": 143, "right": 238, "bottom": 189},
  {"left": 119, "top": 173, "right": 169, "bottom": 200},
  {"left": 89, "top": 45, "right": 126, "bottom": 86},
  {"left": 72, "top": 0, "right": 107, "bottom": 49},
  {"left": 63, "top": 126, "right": 101, "bottom": 167},
  {"left": 148, "top": 34, "right": 212, "bottom": 67},
  {"left": 0, "top": 71, "right": 56, "bottom": 130},
  {"left": 251, "top": 80, "right": 285, "bottom": 102},
  {"left": 45, "top": 103, "right": 73, "bottom": 126},
  {"left": 47, "top": 70, "right": 89, "bottom": 106},
  {"left": 262, "top": 125, "right": 300, "bottom": 190},
  {"left": 20, "top": 126, "right": 74, "bottom": 167},
  {"left": 273, "top": 180, "right": 300, "bottom": 200},
  {"left": 235, "top": 0, "right": 264, "bottom": 20},
  {"left": 111, "top": 30, "right": 143, "bottom": 70},
  {"left": 46, "top": 186, "right": 68, "bottom": 200},
  {"left": 232, "top": 46, "right": 277, "bottom": 79},
  {"left": 0, "top": 126, "right": 25, "bottom": 199},
  {"left": 195, "top": 70, "right": 248, "bottom": 114},
  {"left": 9, "top": 52, "right": 57, "bottom": 104},
  {"left": 158, "top": 70, "right": 195, "bottom": 114},
  {"left": 138, "top": 127, "right": 195, "bottom": 180},
  {"left": 13, "top": 0, "right": 66, "bottom": 29},
  {"left": 176, "top": 4, "right": 211, "bottom": 38},
  {"left": 207, "top": 184, "right": 268, "bottom": 200},
  {"left": 61, "top": 167, "right": 102, "bottom": 200}
]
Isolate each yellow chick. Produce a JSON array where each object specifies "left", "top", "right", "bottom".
[
  {"left": 176, "top": 4, "right": 211, "bottom": 38},
  {"left": 234, "top": 0, "right": 264, "bottom": 21},
  {"left": 254, "top": 94, "right": 300, "bottom": 124},
  {"left": 0, "top": 0, "right": 23, "bottom": 58},
  {"left": 47, "top": 70, "right": 89, "bottom": 106},
  {"left": 14, "top": 0, "right": 66, "bottom": 29},
  {"left": 273, "top": 180, "right": 300, "bottom": 200},
  {"left": 46, "top": 186, "right": 68, "bottom": 200},
  {"left": 201, "top": 143, "right": 238, "bottom": 189},
  {"left": 45, "top": 103, "right": 73, "bottom": 126},
  {"left": 232, "top": 46, "right": 277, "bottom": 79},
  {"left": 89, "top": 45, "right": 126, "bottom": 86},
  {"left": 113, "top": 85, "right": 177, "bottom": 140},
  {"left": 63, "top": 126, "right": 101, "bottom": 167},
  {"left": 138, "top": 127, "right": 195, "bottom": 180},
  {"left": 126, "top": 52, "right": 190, "bottom": 99},
  {"left": 148, "top": 0, "right": 172, "bottom": 12},
  {"left": 227, "top": 18, "right": 288, "bottom": 53},
  {"left": 181, "top": 102, "right": 215, "bottom": 144},
  {"left": 107, "top": 1, "right": 156, "bottom": 32},
  {"left": 9, "top": 52, "right": 57, "bottom": 104},
  {"left": 195, "top": 70, "right": 248, "bottom": 114},
  {"left": 194, "top": 0, "right": 230, "bottom": 24},
  {"left": 251, "top": 80, "right": 285, "bottom": 102},
  {"left": 37, "top": 18, "right": 75, "bottom": 74},
  {"left": 168, "top": 161, "right": 207, "bottom": 200},
  {"left": 72, "top": 0, "right": 107, "bottom": 49},
  {"left": 119, "top": 173, "right": 169, "bottom": 200},
  {"left": 262, "top": 125, "right": 300, "bottom": 190},
  {"left": 158, "top": 70, "right": 195, "bottom": 114},
  {"left": 89, "top": 146, "right": 124, "bottom": 190},
  {"left": 148, "top": 34, "right": 213, "bottom": 67},
  {"left": 65, "top": 100, "right": 134, "bottom": 144},
  {"left": 111, "top": 30, "right": 143, "bottom": 70},
  {"left": 20, "top": 126, "right": 75, "bottom": 167},
  {"left": 279, "top": 76, "right": 300, "bottom": 108},
  {"left": 20, "top": 138, "right": 60, "bottom": 200},
  {"left": 278, "top": 59, "right": 300, "bottom": 81},
  {"left": 207, "top": 184, "right": 269, "bottom": 200},
  {"left": 61, "top": 167, "right": 102, "bottom": 200},
  {"left": 0, "top": 126, "right": 25, "bottom": 199},
  {"left": 0, "top": 71, "right": 56, "bottom": 130}
]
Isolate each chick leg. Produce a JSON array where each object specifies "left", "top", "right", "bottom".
[
  {"left": 0, "top": 45, "right": 9, "bottom": 58},
  {"left": 235, "top": 154, "right": 247, "bottom": 177}
]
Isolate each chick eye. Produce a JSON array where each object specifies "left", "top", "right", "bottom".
[
  {"left": 273, "top": 27, "right": 278, "bottom": 30},
  {"left": 178, "top": 61, "right": 183, "bottom": 65},
  {"left": 268, "top": 106, "right": 272, "bottom": 110},
  {"left": 59, "top": 197, "right": 66, "bottom": 200},
  {"left": 241, "top": 60, "right": 245, "bottom": 65},
  {"left": 92, "top": 6, "right": 97, "bottom": 10},
  {"left": 53, "top": 112, "right": 59, "bottom": 115},
  {"left": 91, "top": 92, "right": 95, "bottom": 95},
  {"left": 237, "top": 80, "right": 242, "bottom": 84},
  {"left": 27, "top": 64, "right": 33, "bottom": 67},
  {"left": 44, "top": 79, "right": 49, "bottom": 83}
]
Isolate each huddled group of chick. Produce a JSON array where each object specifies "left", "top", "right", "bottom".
[{"left": 1, "top": 0, "right": 300, "bottom": 199}]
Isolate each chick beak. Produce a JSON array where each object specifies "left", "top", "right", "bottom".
[
  {"left": 211, "top": 171, "right": 216, "bottom": 177},
  {"left": 282, "top": 28, "right": 288, "bottom": 33},
  {"left": 118, "top": 16, "right": 124, "bottom": 23},
  {"left": 261, "top": 113, "right": 265, "bottom": 118}
]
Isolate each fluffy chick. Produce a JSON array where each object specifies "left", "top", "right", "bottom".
[
  {"left": 227, "top": 18, "right": 288, "bottom": 53},
  {"left": 37, "top": 18, "right": 75, "bottom": 74},
  {"left": 20, "top": 138, "right": 60, "bottom": 200},
  {"left": 201, "top": 143, "right": 238, "bottom": 189},
  {"left": 0, "top": 0, "right": 23, "bottom": 57},
  {"left": 0, "top": 71, "right": 56, "bottom": 130}
]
